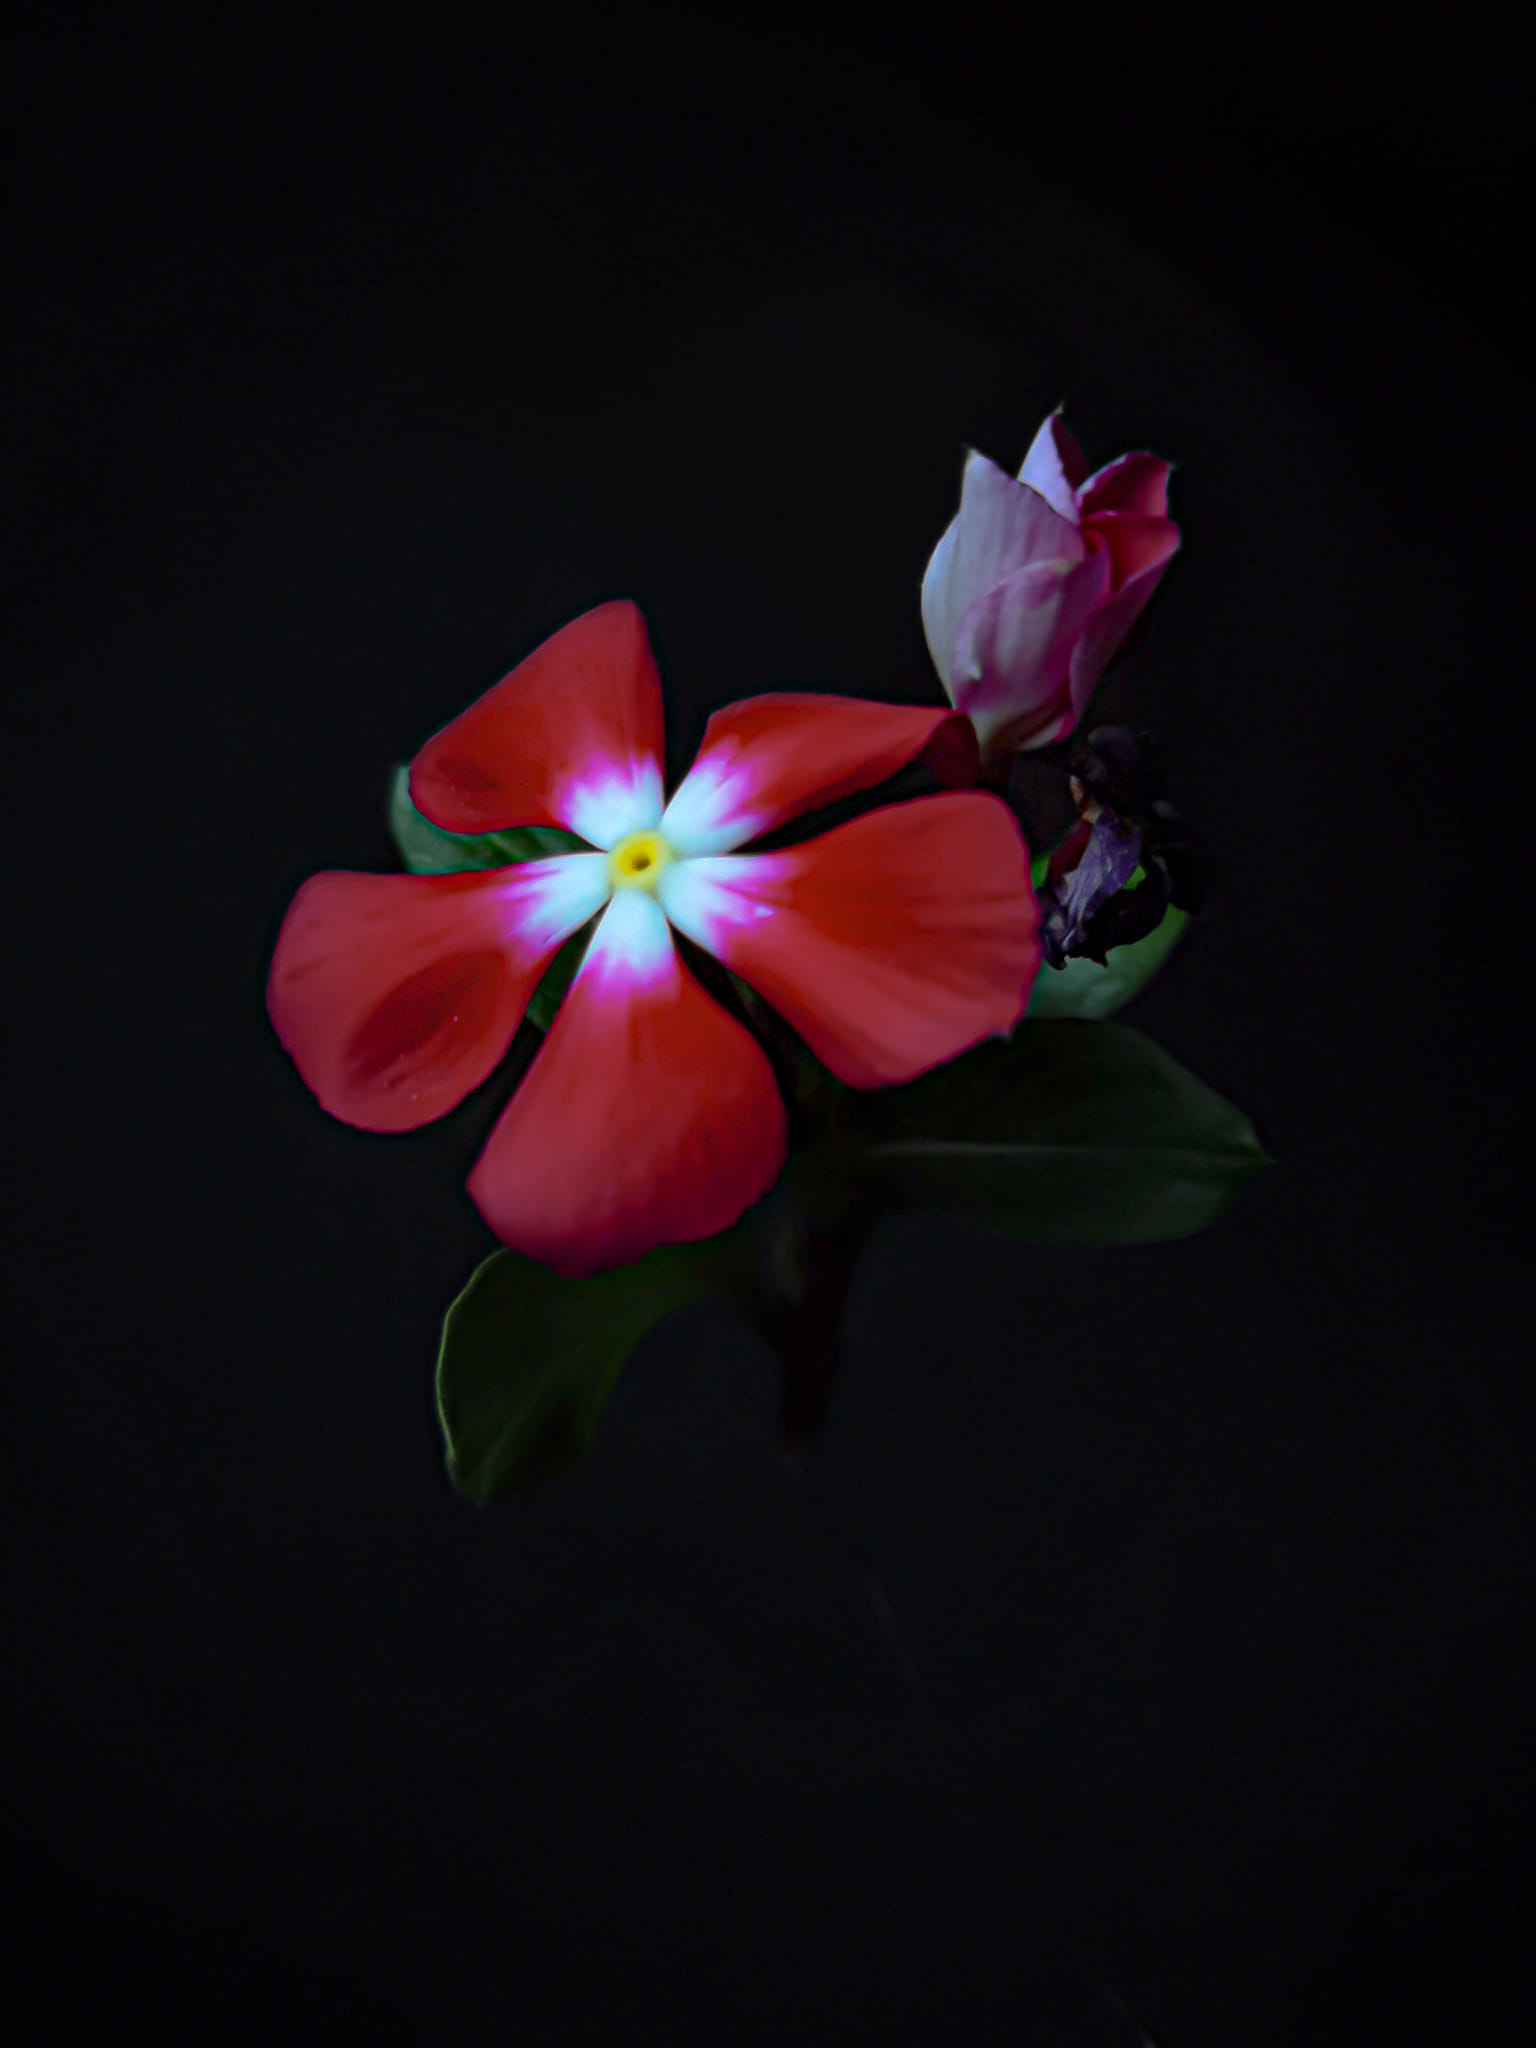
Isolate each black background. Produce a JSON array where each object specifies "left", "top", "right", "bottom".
[{"left": 7, "top": 6, "right": 1531, "bottom": 2042}]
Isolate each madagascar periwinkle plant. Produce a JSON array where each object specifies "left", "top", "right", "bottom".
[{"left": 268, "top": 409, "right": 1267, "bottom": 1501}]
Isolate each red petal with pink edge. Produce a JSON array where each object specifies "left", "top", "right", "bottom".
[
  {"left": 409, "top": 600, "right": 667, "bottom": 847},
  {"left": 1078, "top": 452, "right": 1172, "bottom": 521},
  {"left": 267, "top": 859, "right": 609, "bottom": 1132},
  {"left": 920, "top": 712, "right": 982, "bottom": 789},
  {"left": 467, "top": 891, "right": 786, "bottom": 1275},
  {"left": 659, "top": 794, "right": 1038, "bottom": 1088},
  {"left": 660, "top": 695, "right": 976, "bottom": 855},
  {"left": 1082, "top": 510, "right": 1181, "bottom": 591}
]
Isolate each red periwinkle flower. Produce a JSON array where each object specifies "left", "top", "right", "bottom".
[
  {"left": 921, "top": 411, "right": 1180, "bottom": 764},
  {"left": 268, "top": 602, "right": 1040, "bottom": 1276}
]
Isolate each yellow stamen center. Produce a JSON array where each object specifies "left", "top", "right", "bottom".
[{"left": 608, "top": 829, "right": 673, "bottom": 892}]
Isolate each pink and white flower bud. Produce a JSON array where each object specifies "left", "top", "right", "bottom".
[{"left": 921, "top": 413, "right": 1180, "bottom": 766}]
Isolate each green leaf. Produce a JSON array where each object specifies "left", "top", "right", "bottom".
[
  {"left": 436, "top": 1229, "right": 758, "bottom": 1501},
  {"left": 1025, "top": 903, "right": 1190, "bottom": 1019},
  {"left": 387, "top": 763, "right": 586, "bottom": 875},
  {"left": 848, "top": 1021, "right": 1270, "bottom": 1245}
]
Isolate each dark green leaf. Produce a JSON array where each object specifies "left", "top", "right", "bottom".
[
  {"left": 387, "top": 763, "right": 585, "bottom": 875},
  {"left": 436, "top": 1228, "right": 759, "bottom": 1501},
  {"left": 849, "top": 1021, "right": 1270, "bottom": 1244}
]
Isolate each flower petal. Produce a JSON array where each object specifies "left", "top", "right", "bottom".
[
  {"left": 661, "top": 695, "right": 976, "bottom": 855},
  {"left": 1017, "top": 411, "right": 1089, "bottom": 520},
  {"left": 409, "top": 600, "right": 666, "bottom": 847},
  {"left": 920, "top": 452, "right": 1082, "bottom": 700},
  {"left": 1057, "top": 812, "right": 1143, "bottom": 931},
  {"left": 919, "top": 514, "right": 961, "bottom": 693},
  {"left": 267, "top": 857, "right": 611, "bottom": 1132},
  {"left": 1081, "top": 510, "right": 1181, "bottom": 591},
  {"left": 658, "top": 794, "right": 1037, "bottom": 1088},
  {"left": 1078, "top": 452, "right": 1172, "bottom": 521},
  {"left": 950, "top": 549, "right": 1111, "bottom": 755},
  {"left": 467, "top": 889, "right": 786, "bottom": 1274},
  {"left": 1066, "top": 537, "right": 1180, "bottom": 715}
]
